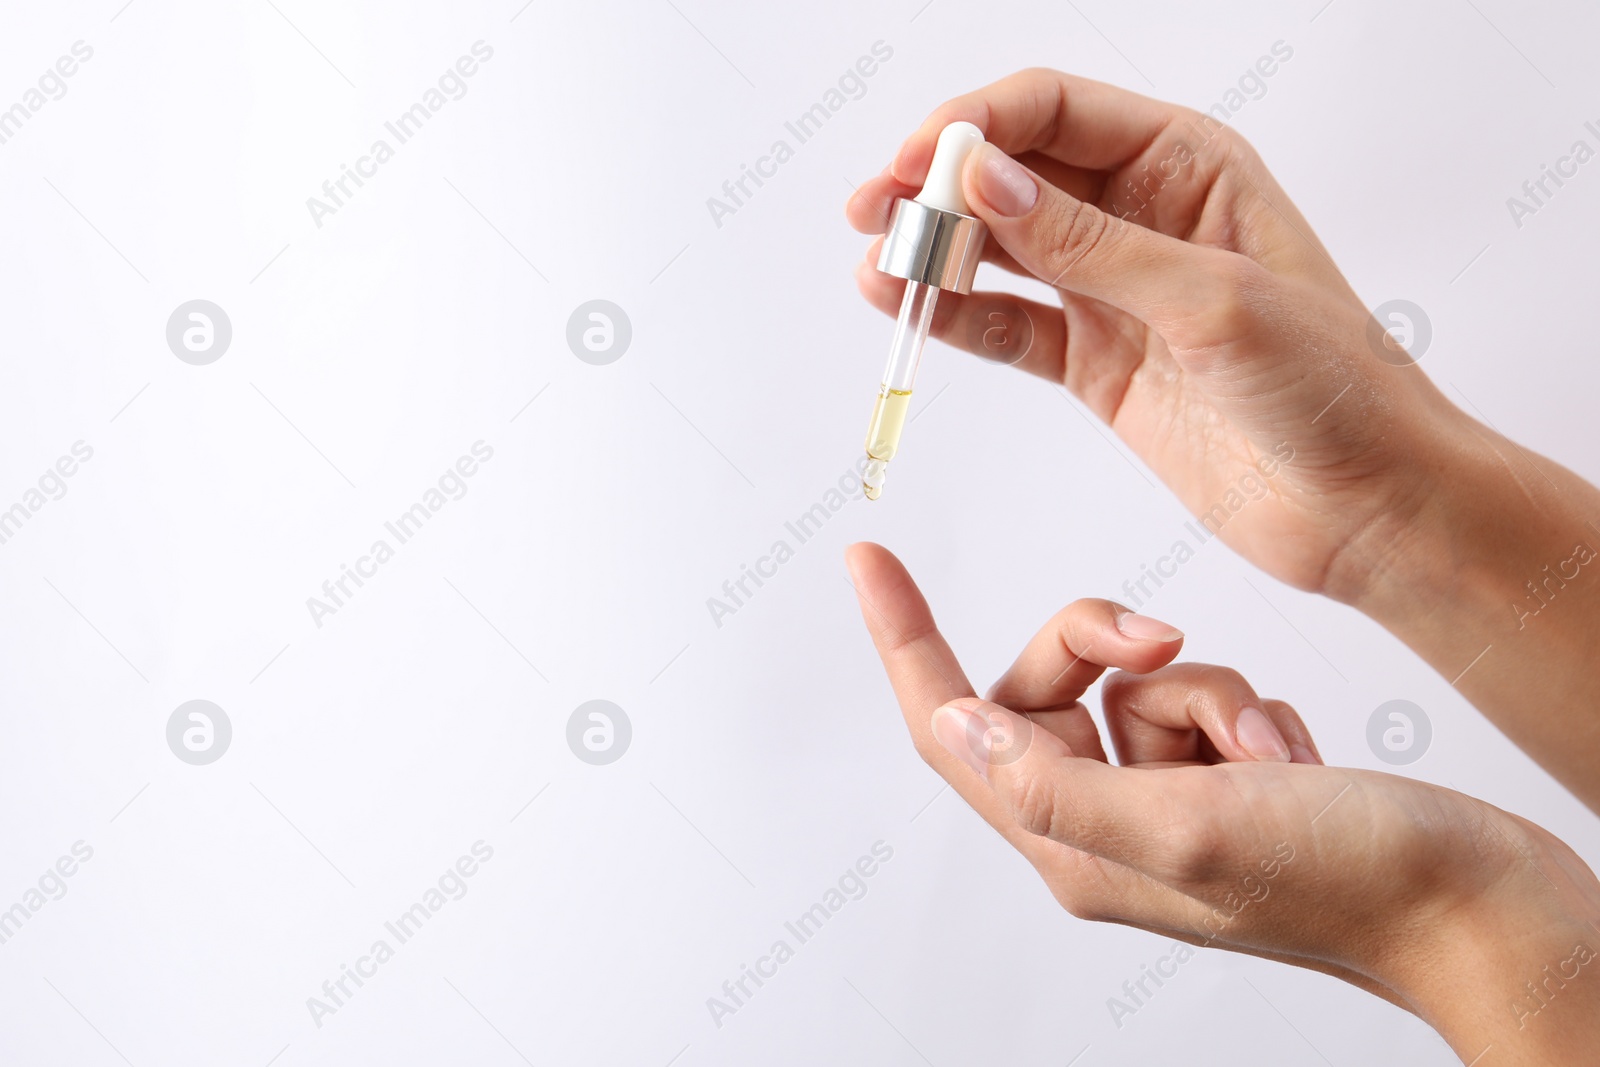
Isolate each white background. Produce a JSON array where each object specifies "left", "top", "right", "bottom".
[{"left": 2, "top": 0, "right": 1598, "bottom": 1063}]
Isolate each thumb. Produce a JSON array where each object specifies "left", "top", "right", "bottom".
[{"left": 961, "top": 143, "right": 1268, "bottom": 353}]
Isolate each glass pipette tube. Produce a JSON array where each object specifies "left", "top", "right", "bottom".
[
  {"left": 857, "top": 120, "right": 988, "bottom": 500},
  {"left": 862, "top": 280, "right": 939, "bottom": 500}
]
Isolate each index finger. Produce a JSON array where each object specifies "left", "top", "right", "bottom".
[
  {"left": 845, "top": 541, "right": 976, "bottom": 734},
  {"left": 846, "top": 542, "right": 1088, "bottom": 864}
]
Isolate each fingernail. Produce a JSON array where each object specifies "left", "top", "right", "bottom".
[
  {"left": 1114, "top": 610, "right": 1184, "bottom": 643},
  {"left": 1236, "top": 706, "right": 1292, "bottom": 763},
  {"left": 1290, "top": 743, "right": 1322, "bottom": 766},
  {"left": 932, "top": 701, "right": 990, "bottom": 780},
  {"left": 972, "top": 144, "right": 1038, "bottom": 217}
]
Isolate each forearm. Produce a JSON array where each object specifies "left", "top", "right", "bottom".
[{"left": 1337, "top": 408, "right": 1600, "bottom": 811}]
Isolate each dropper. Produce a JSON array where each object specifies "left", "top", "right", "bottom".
[{"left": 862, "top": 121, "right": 989, "bottom": 500}]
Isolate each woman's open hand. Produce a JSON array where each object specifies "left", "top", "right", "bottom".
[{"left": 846, "top": 541, "right": 1600, "bottom": 1064}]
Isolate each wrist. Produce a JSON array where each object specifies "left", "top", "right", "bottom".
[
  {"left": 1325, "top": 406, "right": 1600, "bottom": 809},
  {"left": 1336, "top": 408, "right": 1597, "bottom": 623},
  {"left": 1388, "top": 840, "right": 1600, "bottom": 1064}
]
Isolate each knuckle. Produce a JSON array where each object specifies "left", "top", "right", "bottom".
[
  {"left": 1162, "top": 828, "right": 1218, "bottom": 881},
  {"left": 1182, "top": 690, "right": 1220, "bottom": 734},
  {"left": 1182, "top": 665, "right": 1244, "bottom": 723},
  {"left": 1044, "top": 197, "right": 1117, "bottom": 281},
  {"left": 1067, "top": 596, "right": 1119, "bottom": 619},
  {"left": 1215, "top": 124, "right": 1266, "bottom": 168},
  {"left": 1142, "top": 775, "right": 1234, "bottom": 882},
  {"left": 1261, "top": 697, "right": 1298, "bottom": 720},
  {"left": 998, "top": 67, "right": 1065, "bottom": 104},
  {"left": 911, "top": 734, "right": 946, "bottom": 770},
  {"left": 1173, "top": 108, "right": 1257, "bottom": 164},
  {"left": 1182, "top": 258, "right": 1275, "bottom": 352},
  {"left": 924, "top": 101, "right": 963, "bottom": 132},
  {"left": 1060, "top": 597, "right": 1121, "bottom": 646},
  {"left": 1007, "top": 766, "right": 1063, "bottom": 841},
  {"left": 1102, "top": 672, "right": 1150, "bottom": 721},
  {"left": 1191, "top": 663, "right": 1247, "bottom": 694},
  {"left": 1206, "top": 122, "right": 1253, "bottom": 160},
  {"left": 1100, "top": 669, "right": 1135, "bottom": 703},
  {"left": 1152, "top": 810, "right": 1224, "bottom": 883},
  {"left": 877, "top": 614, "right": 939, "bottom": 657}
]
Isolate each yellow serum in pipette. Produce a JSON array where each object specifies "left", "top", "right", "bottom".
[{"left": 862, "top": 387, "right": 912, "bottom": 500}]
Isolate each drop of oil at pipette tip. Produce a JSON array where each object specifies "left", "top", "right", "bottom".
[{"left": 863, "top": 456, "right": 888, "bottom": 501}]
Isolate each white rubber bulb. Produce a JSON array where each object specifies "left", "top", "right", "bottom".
[{"left": 913, "top": 121, "right": 986, "bottom": 215}]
